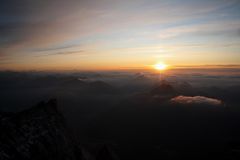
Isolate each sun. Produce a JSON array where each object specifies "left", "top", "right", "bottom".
[{"left": 154, "top": 62, "right": 168, "bottom": 71}]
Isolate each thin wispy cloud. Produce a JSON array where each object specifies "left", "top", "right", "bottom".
[
  {"left": 33, "top": 44, "right": 80, "bottom": 52},
  {"left": 35, "top": 50, "right": 85, "bottom": 57}
]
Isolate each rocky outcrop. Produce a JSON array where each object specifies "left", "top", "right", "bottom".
[
  {"left": 0, "top": 99, "right": 118, "bottom": 160},
  {"left": 0, "top": 99, "right": 80, "bottom": 160}
]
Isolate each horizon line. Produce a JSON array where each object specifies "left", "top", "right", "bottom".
[{"left": 1, "top": 64, "right": 240, "bottom": 72}]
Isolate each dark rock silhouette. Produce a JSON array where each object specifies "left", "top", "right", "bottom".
[
  {"left": 0, "top": 99, "right": 117, "bottom": 160},
  {"left": 0, "top": 99, "right": 80, "bottom": 160}
]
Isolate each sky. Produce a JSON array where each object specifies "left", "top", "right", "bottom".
[{"left": 0, "top": 0, "right": 240, "bottom": 71}]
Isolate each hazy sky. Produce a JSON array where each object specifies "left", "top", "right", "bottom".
[{"left": 1, "top": 0, "right": 240, "bottom": 70}]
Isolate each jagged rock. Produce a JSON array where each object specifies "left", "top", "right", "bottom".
[
  {"left": 0, "top": 99, "right": 118, "bottom": 160},
  {"left": 0, "top": 99, "right": 81, "bottom": 160}
]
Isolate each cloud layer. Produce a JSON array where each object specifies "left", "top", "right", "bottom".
[{"left": 171, "top": 95, "right": 223, "bottom": 106}]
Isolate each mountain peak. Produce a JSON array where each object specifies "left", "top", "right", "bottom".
[{"left": 151, "top": 80, "right": 176, "bottom": 96}]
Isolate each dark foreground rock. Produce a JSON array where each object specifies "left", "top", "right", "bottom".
[{"left": 0, "top": 99, "right": 118, "bottom": 160}]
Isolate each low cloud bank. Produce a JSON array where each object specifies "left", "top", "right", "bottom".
[{"left": 171, "top": 96, "right": 222, "bottom": 106}]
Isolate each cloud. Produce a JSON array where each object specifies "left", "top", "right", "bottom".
[
  {"left": 33, "top": 44, "right": 80, "bottom": 52},
  {"left": 171, "top": 95, "right": 223, "bottom": 106},
  {"left": 157, "top": 20, "right": 240, "bottom": 39},
  {"left": 48, "top": 50, "right": 84, "bottom": 56}
]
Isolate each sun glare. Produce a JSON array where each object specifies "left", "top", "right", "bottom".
[{"left": 154, "top": 62, "right": 168, "bottom": 71}]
